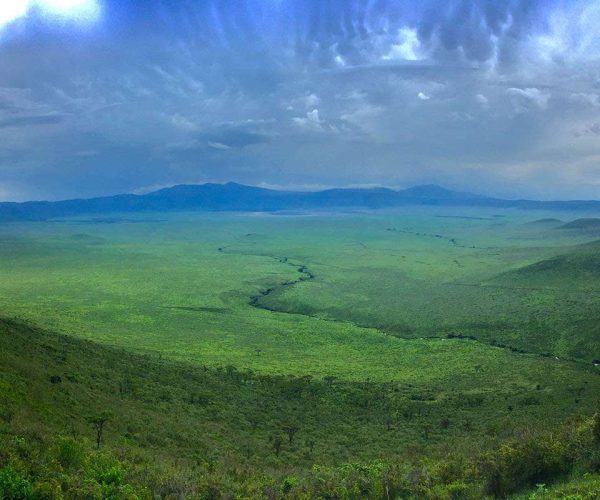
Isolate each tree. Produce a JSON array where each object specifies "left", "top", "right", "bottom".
[
  {"left": 282, "top": 424, "right": 300, "bottom": 445},
  {"left": 422, "top": 424, "right": 432, "bottom": 441},
  {"left": 385, "top": 416, "right": 393, "bottom": 431},
  {"left": 272, "top": 435, "right": 283, "bottom": 456},
  {"left": 87, "top": 411, "right": 113, "bottom": 449},
  {"left": 593, "top": 412, "right": 600, "bottom": 444}
]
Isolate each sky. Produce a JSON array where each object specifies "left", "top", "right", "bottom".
[{"left": 1, "top": 0, "right": 600, "bottom": 201}]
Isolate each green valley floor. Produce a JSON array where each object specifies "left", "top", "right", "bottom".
[{"left": 1, "top": 207, "right": 599, "bottom": 498}]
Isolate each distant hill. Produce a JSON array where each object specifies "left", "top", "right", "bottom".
[
  {"left": 528, "top": 218, "right": 563, "bottom": 225},
  {"left": 491, "top": 240, "right": 600, "bottom": 289},
  {"left": 559, "top": 218, "right": 600, "bottom": 230},
  {"left": 2, "top": 182, "right": 600, "bottom": 221},
  {"left": 401, "top": 184, "right": 484, "bottom": 200}
]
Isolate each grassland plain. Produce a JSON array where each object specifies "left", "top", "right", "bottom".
[
  {"left": 0, "top": 209, "right": 599, "bottom": 370},
  {"left": 253, "top": 210, "right": 600, "bottom": 362},
  {"left": 1, "top": 208, "right": 600, "bottom": 497}
]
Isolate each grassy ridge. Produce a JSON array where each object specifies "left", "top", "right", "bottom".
[
  {"left": 5, "top": 317, "right": 600, "bottom": 465},
  {"left": 1, "top": 319, "right": 599, "bottom": 498}
]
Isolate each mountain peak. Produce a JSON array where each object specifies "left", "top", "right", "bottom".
[
  {"left": 401, "top": 184, "right": 480, "bottom": 199},
  {"left": 3, "top": 181, "right": 600, "bottom": 221}
]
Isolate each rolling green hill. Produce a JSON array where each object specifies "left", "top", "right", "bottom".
[
  {"left": 492, "top": 240, "right": 600, "bottom": 287},
  {"left": 559, "top": 218, "right": 600, "bottom": 231},
  {"left": 1, "top": 318, "right": 599, "bottom": 498},
  {"left": 484, "top": 240, "right": 600, "bottom": 359}
]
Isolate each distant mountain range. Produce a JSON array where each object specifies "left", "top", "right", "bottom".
[{"left": 1, "top": 182, "right": 600, "bottom": 221}]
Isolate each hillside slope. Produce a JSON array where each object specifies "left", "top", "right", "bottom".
[
  {"left": 560, "top": 218, "right": 600, "bottom": 231},
  {"left": 2, "top": 318, "right": 599, "bottom": 498},
  {"left": 496, "top": 242, "right": 600, "bottom": 287},
  {"left": 480, "top": 240, "right": 600, "bottom": 360}
]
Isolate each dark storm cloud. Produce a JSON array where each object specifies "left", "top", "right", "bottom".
[
  {"left": 0, "top": 0, "right": 599, "bottom": 201},
  {"left": 155, "top": 0, "right": 554, "bottom": 67},
  {"left": 415, "top": 0, "right": 549, "bottom": 63}
]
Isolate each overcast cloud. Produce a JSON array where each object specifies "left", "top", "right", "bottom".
[{"left": 1, "top": 0, "right": 600, "bottom": 201}]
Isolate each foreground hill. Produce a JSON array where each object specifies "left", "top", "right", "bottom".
[
  {"left": 1, "top": 318, "right": 599, "bottom": 498},
  {"left": 3, "top": 182, "right": 600, "bottom": 220}
]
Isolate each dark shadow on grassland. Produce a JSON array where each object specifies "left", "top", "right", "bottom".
[{"left": 162, "top": 306, "right": 230, "bottom": 313}]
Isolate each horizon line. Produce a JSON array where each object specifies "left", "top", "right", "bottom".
[{"left": 3, "top": 181, "right": 600, "bottom": 205}]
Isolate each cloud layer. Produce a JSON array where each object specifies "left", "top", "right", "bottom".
[{"left": 1, "top": 0, "right": 600, "bottom": 200}]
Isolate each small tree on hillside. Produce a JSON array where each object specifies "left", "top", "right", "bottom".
[
  {"left": 422, "top": 424, "right": 432, "bottom": 441},
  {"left": 385, "top": 416, "right": 393, "bottom": 431},
  {"left": 271, "top": 435, "right": 283, "bottom": 456},
  {"left": 593, "top": 412, "right": 600, "bottom": 444},
  {"left": 87, "top": 411, "right": 113, "bottom": 449},
  {"left": 282, "top": 423, "right": 300, "bottom": 445}
]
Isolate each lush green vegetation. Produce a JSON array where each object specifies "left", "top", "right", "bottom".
[
  {"left": 1, "top": 208, "right": 599, "bottom": 497},
  {"left": 255, "top": 212, "right": 600, "bottom": 362},
  {"left": 1, "top": 318, "right": 599, "bottom": 498},
  {"left": 1, "top": 210, "right": 599, "bottom": 370}
]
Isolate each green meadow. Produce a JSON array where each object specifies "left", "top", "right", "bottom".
[
  {"left": 1, "top": 209, "right": 599, "bottom": 368},
  {"left": 1, "top": 208, "right": 600, "bottom": 497}
]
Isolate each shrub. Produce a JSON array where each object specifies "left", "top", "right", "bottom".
[
  {"left": 54, "top": 436, "right": 86, "bottom": 470},
  {"left": 31, "top": 479, "right": 63, "bottom": 499},
  {"left": 96, "top": 465, "right": 125, "bottom": 487},
  {"left": 427, "top": 481, "right": 471, "bottom": 500},
  {"left": 480, "top": 435, "right": 572, "bottom": 497},
  {"left": 0, "top": 466, "right": 32, "bottom": 499},
  {"left": 281, "top": 475, "right": 299, "bottom": 494}
]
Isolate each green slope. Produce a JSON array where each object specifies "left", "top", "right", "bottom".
[
  {"left": 492, "top": 240, "right": 600, "bottom": 287},
  {"left": 2, "top": 319, "right": 599, "bottom": 498},
  {"left": 486, "top": 240, "right": 600, "bottom": 360}
]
